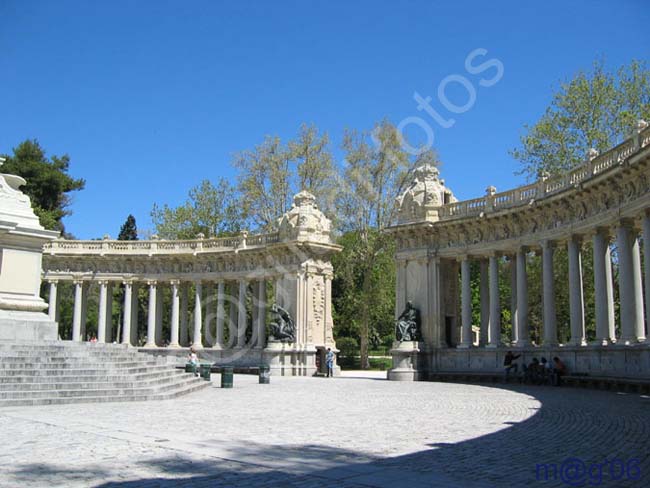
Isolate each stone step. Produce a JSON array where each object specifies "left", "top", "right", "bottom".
[
  {"left": 0, "top": 364, "right": 177, "bottom": 377},
  {"left": 0, "top": 372, "right": 194, "bottom": 391},
  {"left": 0, "top": 380, "right": 210, "bottom": 407},
  {"left": 0, "top": 369, "right": 184, "bottom": 384},
  {"left": 0, "top": 360, "right": 162, "bottom": 370},
  {"left": 0, "top": 375, "right": 207, "bottom": 399}
]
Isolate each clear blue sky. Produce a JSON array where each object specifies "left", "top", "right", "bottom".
[{"left": 1, "top": 0, "right": 648, "bottom": 238}]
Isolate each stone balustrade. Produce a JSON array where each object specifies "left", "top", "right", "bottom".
[{"left": 389, "top": 121, "right": 650, "bottom": 381}]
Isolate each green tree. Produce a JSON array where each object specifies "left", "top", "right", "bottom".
[
  {"left": 234, "top": 125, "right": 336, "bottom": 230},
  {"left": 118, "top": 214, "right": 138, "bottom": 241},
  {"left": 336, "top": 119, "right": 426, "bottom": 368},
  {"left": 151, "top": 178, "right": 241, "bottom": 239},
  {"left": 1, "top": 139, "right": 85, "bottom": 232},
  {"left": 512, "top": 59, "right": 650, "bottom": 179}
]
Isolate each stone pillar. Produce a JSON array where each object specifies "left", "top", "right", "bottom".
[
  {"left": 515, "top": 249, "right": 529, "bottom": 347},
  {"left": 228, "top": 282, "right": 238, "bottom": 348},
  {"left": 168, "top": 280, "right": 180, "bottom": 347},
  {"left": 179, "top": 282, "right": 189, "bottom": 346},
  {"left": 122, "top": 280, "right": 133, "bottom": 346},
  {"left": 487, "top": 254, "right": 501, "bottom": 348},
  {"left": 541, "top": 240, "right": 557, "bottom": 346},
  {"left": 155, "top": 284, "right": 163, "bottom": 346},
  {"left": 237, "top": 279, "right": 248, "bottom": 347},
  {"left": 567, "top": 237, "right": 586, "bottom": 346},
  {"left": 593, "top": 230, "right": 614, "bottom": 345},
  {"left": 617, "top": 222, "right": 645, "bottom": 344},
  {"left": 193, "top": 281, "right": 203, "bottom": 349},
  {"left": 97, "top": 280, "right": 109, "bottom": 343},
  {"left": 203, "top": 282, "right": 215, "bottom": 347},
  {"left": 130, "top": 283, "right": 139, "bottom": 346},
  {"left": 72, "top": 279, "right": 83, "bottom": 342},
  {"left": 509, "top": 255, "right": 518, "bottom": 344},
  {"left": 255, "top": 279, "right": 266, "bottom": 349},
  {"left": 605, "top": 245, "right": 616, "bottom": 342},
  {"left": 105, "top": 282, "right": 114, "bottom": 342},
  {"left": 479, "top": 259, "right": 489, "bottom": 346},
  {"left": 145, "top": 280, "right": 157, "bottom": 347},
  {"left": 644, "top": 214, "right": 650, "bottom": 332},
  {"left": 459, "top": 257, "right": 473, "bottom": 348},
  {"left": 47, "top": 280, "right": 58, "bottom": 321},
  {"left": 215, "top": 281, "right": 225, "bottom": 349},
  {"left": 396, "top": 260, "right": 407, "bottom": 321},
  {"left": 632, "top": 231, "right": 646, "bottom": 342},
  {"left": 80, "top": 282, "right": 89, "bottom": 340}
]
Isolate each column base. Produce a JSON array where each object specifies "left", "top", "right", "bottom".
[{"left": 456, "top": 343, "right": 472, "bottom": 349}]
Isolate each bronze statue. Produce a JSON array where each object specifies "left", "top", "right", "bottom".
[
  {"left": 395, "top": 301, "right": 421, "bottom": 342},
  {"left": 269, "top": 304, "right": 296, "bottom": 342}
]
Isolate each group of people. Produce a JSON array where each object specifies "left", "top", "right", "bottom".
[{"left": 504, "top": 351, "right": 566, "bottom": 386}]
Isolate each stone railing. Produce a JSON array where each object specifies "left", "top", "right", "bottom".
[
  {"left": 43, "top": 231, "right": 281, "bottom": 256},
  {"left": 439, "top": 125, "right": 650, "bottom": 220}
]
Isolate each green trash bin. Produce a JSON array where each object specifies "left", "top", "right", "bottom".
[
  {"left": 259, "top": 365, "right": 270, "bottom": 384},
  {"left": 200, "top": 363, "right": 211, "bottom": 381},
  {"left": 185, "top": 362, "right": 197, "bottom": 375},
  {"left": 221, "top": 366, "right": 234, "bottom": 388}
]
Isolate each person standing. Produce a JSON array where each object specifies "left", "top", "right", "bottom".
[{"left": 326, "top": 348, "right": 335, "bottom": 378}]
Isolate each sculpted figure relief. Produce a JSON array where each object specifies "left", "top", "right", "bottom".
[
  {"left": 269, "top": 304, "right": 296, "bottom": 343},
  {"left": 395, "top": 301, "right": 421, "bottom": 342}
]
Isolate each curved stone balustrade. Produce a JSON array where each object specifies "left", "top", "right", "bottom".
[
  {"left": 40, "top": 191, "right": 341, "bottom": 377},
  {"left": 389, "top": 121, "right": 650, "bottom": 381}
]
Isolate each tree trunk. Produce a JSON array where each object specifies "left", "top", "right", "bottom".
[{"left": 360, "top": 265, "right": 373, "bottom": 369}]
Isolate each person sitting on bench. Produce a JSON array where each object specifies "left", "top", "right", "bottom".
[{"left": 504, "top": 351, "right": 521, "bottom": 379}]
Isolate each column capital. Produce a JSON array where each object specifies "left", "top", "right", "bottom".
[
  {"left": 147, "top": 279, "right": 158, "bottom": 287},
  {"left": 73, "top": 278, "right": 85, "bottom": 286},
  {"left": 169, "top": 279, "right": 180, "bottom": 286},
  {"left": 97, "top": 279, "right": 109, "bottom": 286},
  {"left": 540, "top": 239, "right": 556, "bottom": 250},
  {"left": 46, "top": 278, "right": 59, "bottom": 285}
]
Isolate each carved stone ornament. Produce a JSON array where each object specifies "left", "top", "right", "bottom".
[{"left": 396, "top": 164, "right": 457, "bottom": 224}]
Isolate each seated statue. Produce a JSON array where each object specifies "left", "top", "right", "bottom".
[
  {"left": 395, "top": 301, "right": 421, "bottom": 342},
  {"left": 269, "top": 304, "right": 296, "bottom": 343}
]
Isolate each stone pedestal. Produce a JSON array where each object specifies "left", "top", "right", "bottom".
[
  {"left": 263, "top": 341, "right": 318, "bottom": 377},
  {"left": 388, "top": 341, "right": 422, "bottom": 381},
  {"left": 0, "top": 168, "right": 59, "bottom": 342}
]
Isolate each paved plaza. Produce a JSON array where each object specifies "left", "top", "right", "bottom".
[{"left": 1, "top": 372, "right": 649, "bottom": 487}]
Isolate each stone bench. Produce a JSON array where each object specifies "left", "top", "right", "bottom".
[
  {"left": 178, "top": 365, "right": 260, "bottom": 375},
  {"left": 427, "top": 371, "right": 650, "bottom": 393}
]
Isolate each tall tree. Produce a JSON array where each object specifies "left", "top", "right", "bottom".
[
  {"left": 234, "top": 125, "right": 336, "bottom": 230},
  {"left": 118, "top": 214, "right": 138, "bottom": 241},
  {"left": 151, "top": 178, "right": 241, "bottom": 239},
  {"left": 512, "top": 59, "right": 650, "bottom": 179},
  {"left": 1, "top": 139, "right": 85, "bottom": 232},
  {"left": 337, "top": 119, "right": 423, "bottom": 368}
]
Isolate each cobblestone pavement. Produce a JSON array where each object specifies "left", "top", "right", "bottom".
[{"left": 1, "top": 372, "right": 649, "bottom": 487}]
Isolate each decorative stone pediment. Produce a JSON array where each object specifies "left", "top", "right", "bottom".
[
  {"left": 396, "top": 164, "right": 456, "bottom": 224},
  {"left": 278, "top": 191, "right": 332, "bottom": 243}
]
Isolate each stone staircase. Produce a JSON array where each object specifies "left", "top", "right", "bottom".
[{"left": 0, "top": 341, "right": 210, "bottom": 407}]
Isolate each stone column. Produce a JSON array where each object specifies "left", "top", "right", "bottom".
[
  {"left": 541, "top": 240, "right": 557, "bottom": 346},
  {"left": 237, "top": 279, "right": 248, "bottom": 347},
  {"left": 644, "top": 213, "right": 650, "bottom": 331},
  {"left": 509, "top": 255, "right": 518, "bottom": 344},
  {"left": 567, "top": 237, "right": 586, "bottom": 346},
  {"left": 632, "top": 231, "right": 646, "bottom": 342},
  {"left": 155, "top": 284, "right": 163, "bottom": 346},
  {"left": 122, "top": 280, "right": 133, "bottom": 346},
  {"left": 515, "top": 249, "right": 529, "bottom": 347},
  {"left": 145, "top": 280, "right": 157, "bottom": 347},
  {"left": 80, "top": 282, "right": 89, "bottom": 340},
  {"left": 605, "top": 245, "right": 616, "bottom": 342},
  {"left": 255, "top": 279, "right": 266, "bottom": 348},
  {"left": 228, "top": 282, "right": 238, "bottom": 348},
  {"left": 105, "top": 282, "right": 114, "bottom": 342},
  {"left": 193, "top": 281, "right": 203, "bottom": 349},
  {"left": 215, "top": 281, "right": 225, "bottom": 349},
  {"left": 593, "top": 230, "right": 614, "bottom": 345},
  {"left": 396, "top": 260, "right": 407, "bottom": 321},
  {"left": 459, "top": 257, "right": 473, "bottom": 348},
  {"left": 617, "top": 222, "right": 645, "bottom": 344},
  {"left": 130, "top": 283, "right": 139, "bottom": 346},
  {"left": 97, "top": 280, "right": 109, "bottom": 343},
  {"left": 47, "top": 280, "right": 58, "bottom": 321},
  {"left": 179, "top": 282, "right": 189, "bottom": 346},
  {"left": 72, "top": 280, "right": 83, "bottom": 342},
  {"left": 479, "top": 259, "right": 489, "bottom": 346},
  {"left": 167, "top": 280, "right": 179, "bottom": 348},
  {"left": 487, "top": 254, "right": 501, "bottom": 348},
  {"left": 203, "top": 282, "right": 215, "bottom": 347}
]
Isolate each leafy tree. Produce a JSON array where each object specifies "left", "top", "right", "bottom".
[
  {"left": 1, "top": 139, "right": 85, "bottom": 232},
  {"left": 512, "top": 59, "right": 650, "bottom": 179},
  {"left": 118, "top": 214, "right": 138, "bottom": 241},
  {"left": 336, "top": 119, "right": 425, "bottom": 368},
  {"left": 234, "top": 125, "right": 336, "bottom": 230},
  {"left": 151, "top": 178, "right": 241, "bottom": 239}
]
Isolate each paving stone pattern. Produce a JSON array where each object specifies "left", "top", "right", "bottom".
[{"left": 1, "top": 372, "right": 648, "bottom": 487}]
